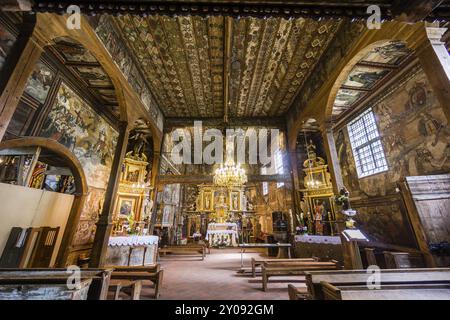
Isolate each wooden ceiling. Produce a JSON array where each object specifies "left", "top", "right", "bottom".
[{"left": 114, "top": 15, "right": 340, "bottom": 118}]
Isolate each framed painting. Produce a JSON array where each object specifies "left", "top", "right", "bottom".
[{"left": 116, "top": 196, "right": 138, "bottom": 218}]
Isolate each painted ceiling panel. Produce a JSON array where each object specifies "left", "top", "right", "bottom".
[{"left": 115, "top": 15, "right": 340, "bottom": 118}]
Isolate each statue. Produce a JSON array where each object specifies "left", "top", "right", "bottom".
[{"left": 306, "top": 139, "right": 317, "bottom": 160}]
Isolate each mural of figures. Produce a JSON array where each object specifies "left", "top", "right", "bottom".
[
  {"left": 24, "top": 62, "right": 55, "bottom": 104},
  {"left": 40, "top": 83, "right": 118, "bottom": 189},
  {"left": 0, "top": 25, "right": 16, "bottom": 72},
  {"left": 361, "top": 41, "right": 412, "bottom": 65},
  {"left": 344, "top": 66, "right": 390, "bottom": 89}
]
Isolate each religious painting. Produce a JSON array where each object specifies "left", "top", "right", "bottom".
[
  {"left": 24, "top": 61, "right": 55, "bottom": 104},
  {"left": 162, "top": 206, "right": 172, "bottom": 225},
  {"left": 80, "top": 187, "right": 105, "bottom": 221},
  {"left": 40, "top": 83, "right": 118, "bottom": 189},
  {"left": 0, "top": 25, "right": 16, "bottom": 72},
  {"left": 344, "top": 66, "right": 390, "bottom": 89},
  {"left": 361, "top": 41, "right": 412, "bottom": 66},
  {"left": 117, "top": 197, "right": 136, "bottom": 217},
  {"left": 334, "top": 89, "right": 365, "bottom": 108}
]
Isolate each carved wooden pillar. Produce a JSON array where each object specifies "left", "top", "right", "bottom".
[
  {"left": 89, "top": 121, "right": 129, "bottom": 267},
  {"left": 321, "top": 123, "right": 344, "bottom": 194},
  {"left": 0, "top": 17, "right": 42, "bottom": 141},
  {"left": 416, "top": 27, "right": 450, "bottom": 123}
]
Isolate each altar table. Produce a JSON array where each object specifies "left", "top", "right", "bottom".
[{"left": 106, "top": 235, "right": 159, "bottom": 266}]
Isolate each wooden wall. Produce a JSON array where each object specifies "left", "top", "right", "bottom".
[{"left": 334, "top": 65, "right": 450, "bottom": 248}]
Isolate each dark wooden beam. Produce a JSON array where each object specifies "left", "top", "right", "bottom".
[
  {"left": 164, "top": 116, "right": 286, "bottom": 131},
  {"left": 157, "top": 174, "right": 291, "bottom": 185},
  {"left": 33, "top": 1, "right": 389, "bottom": 19}
]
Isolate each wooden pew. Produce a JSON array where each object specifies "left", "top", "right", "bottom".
[
  {"left": 109, "top": 279, "right": 142, "bottom": 300},
  {"left": 109, "top": 265, "right": 163, "bottom": 299},
  {"left": 261, "top": 260, "right": 339, "bottom": 291},
  {"left": 287, "top": 283, "right": 309, "bottom": 300},
  {"left": 383, "top": 251, "right": 425, "bottom": 269},
  {"left": 251, "top": 257, "right": 318, "bottom": 278},
  {"left": 304, "top": 268, "right": 450, "bottom": 300},
  {"left": 0, "top": 268, "right": 112, "bottom": 300},
  {"left": 321, "top": 282, "right": 450, "bottom": 300},
  {"left": 159, "top": 245, "right": 205, "bottom": 260}
]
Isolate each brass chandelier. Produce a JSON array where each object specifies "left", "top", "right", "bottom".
[{"left": 213, "top": 159, "right": 247, "bottom": 188}]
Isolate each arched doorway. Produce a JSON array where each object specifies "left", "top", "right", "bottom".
[{"left": 0, "top": 137, "right": 88, "bottom": 267}]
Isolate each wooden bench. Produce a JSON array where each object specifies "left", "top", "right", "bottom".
[
  {"left": 304, "top": 268, "right": 450, "bottom": 300},
  {"left": 251, "top": 257, "right": 318, "bottom": 278},
  {"left": 0, "top": 268, "right": 113, "bottom": 300},
  {"left": 321, "top": 282, "right": 450, "bottom": 300},
  {"left": 109, "top": 265, "right": 163, "bottom": 299},
  {"left": 261, "top": 260, "right": 339, "bottom": 291},
  {"left": 109, "top": 279, "right": 142, "bottom": 300},
  {"left": 159, "top": 246, "right": 205, "bottom": 260},
  {"left": 287, "top": 284, "right": 309, "bottom": 300}
]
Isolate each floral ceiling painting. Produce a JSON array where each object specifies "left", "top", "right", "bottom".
[
  {"left": 40, "top": 83, "right": 118, "bottom": 189},
  {"left": 113, "top": 15, "right": 340, "bottom": 118}
]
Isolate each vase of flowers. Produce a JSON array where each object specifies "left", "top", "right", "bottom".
[{"left": 335, "top": 187, "right": 357, "bottom": 229}]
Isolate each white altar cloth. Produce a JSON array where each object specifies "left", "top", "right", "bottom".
[
  {"left": 108, "top": 235, "right": 159, "bottom": 247},
  {"left": 206, "top": 230, "right": 238, "bottom": 246}
]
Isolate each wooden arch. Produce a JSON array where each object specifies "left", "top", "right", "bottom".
[{"left": 0, "top": 137, "right": 88, "bottom": 267}]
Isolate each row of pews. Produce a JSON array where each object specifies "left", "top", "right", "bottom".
[
  {"left": 0, "top": 265, "right": 164, "bottom": 300},
  {"left": 288, "top": 268, "right": 450, "bottom": 300},
  {"left": 248, "top": 257, "right": 340, "bottom": 291}
]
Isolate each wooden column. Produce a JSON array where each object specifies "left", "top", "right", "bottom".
[
  {"left": 149, "top": 150, "right": 162, "bottom": 234},
  {"left": 288, "top": 147, "right": 301, "bottom": 228},
  {"left": 416, "top": 27, "right": 450, "bottom": 123},
  {"left": 321, "top": 123, "right": 344, "bottom": 194},
  {"left": 89, "top": 121, "right": 129, "bottom": 267},
  {"left": 0, "top": 19, "right": 42, "bottom": 141}
]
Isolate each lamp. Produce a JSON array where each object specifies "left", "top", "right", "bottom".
[{"left": 213, "top": 159, "right": 247, "bottom": 188}]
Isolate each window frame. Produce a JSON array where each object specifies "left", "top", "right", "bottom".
[{"left": 347, "top": 108, "right": 388, "bottom": 178}]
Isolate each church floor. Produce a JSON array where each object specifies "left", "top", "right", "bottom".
[{"left": 141, "top": 248, "right": 304, "bottom": 300}]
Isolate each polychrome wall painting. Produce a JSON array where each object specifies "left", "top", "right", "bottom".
[
  {"left": 335, "top": 67, "right": 449, "bottom": 246},
  {"left": 0, "top": 24, "right": 16, "bottom": 72},
  {"left": 72, "top": 187, "right": 105, "bottom": 246},
  {"left": 40, "top": 83, "right": 118, "bottom": 189},
  {"left": 24, "top": 61, "right": 55, "bottom": 104}
]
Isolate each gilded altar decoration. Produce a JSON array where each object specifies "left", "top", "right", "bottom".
[
  {"left": 299, "top": 141, "right": 336, "bottom": 236},
  {"left": 112, "top": 156, "right": 153, "bottom": 236}
]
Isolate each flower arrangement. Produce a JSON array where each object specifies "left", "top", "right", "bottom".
[{"left": 335, "top": 187, "right": 357, "bottom": 229}]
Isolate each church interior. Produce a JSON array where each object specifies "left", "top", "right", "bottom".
[{"left": 0, "top": 0, "right": 449, "bottom": 301}]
